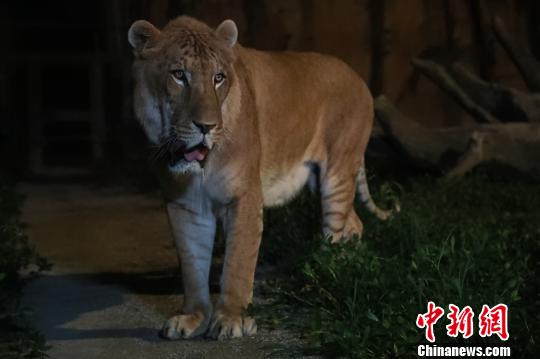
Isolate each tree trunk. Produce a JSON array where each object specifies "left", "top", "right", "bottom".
[
  {"left": 368, "top": 0, "right": 386, "bottom": 96},
  {"left": 492, "top": 16, "right": 540, "bottom": 92}
]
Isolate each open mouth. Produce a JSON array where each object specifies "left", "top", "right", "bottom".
[{"left": 168, "top": 142, "right": 209, "bottom": 167}]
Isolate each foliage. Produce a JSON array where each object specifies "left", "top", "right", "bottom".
[
  {"left": 0, "top": 182, "right": 50, "bottom": 358},
  {"left": 261, "top": 168, "right": 539, "bottom": 358}
]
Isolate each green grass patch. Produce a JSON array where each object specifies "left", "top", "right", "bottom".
[
  {"left": 260, "top": 169, "right": 539, "bottom": 358},
  {"left": 0, "top": 181, "right": 50, "bottom": 358}
]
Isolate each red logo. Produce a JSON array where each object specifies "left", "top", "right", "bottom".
[
  {"left": 416, "top": 303, "right": 509, "bottom": 342},
  {"left": 446, "top": 304, "right": 474, "bottom": 339},
  {"left": 479, "top": 304, "right": 509, "bottom": 341},
  {"left": 416, "top": 301, "right": 445, "bottom": 342}
]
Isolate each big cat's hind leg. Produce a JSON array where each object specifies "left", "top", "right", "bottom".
[
  {"left": 320, "top": 165, "right": 363, "bottom": 243},
  {"left": 343, "top": 210, "right": 363, "bottom": 239}
]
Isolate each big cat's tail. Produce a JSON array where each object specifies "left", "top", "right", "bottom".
[{"left": 357, "top": 166, "right": 400, "bottom": 220}]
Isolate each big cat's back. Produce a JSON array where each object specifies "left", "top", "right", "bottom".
[{"left": 236, "top": 46, "right": 367, "bottom": 103}]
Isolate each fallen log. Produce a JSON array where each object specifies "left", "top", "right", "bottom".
[
  {"left": 374, "top": 96, "right": 540, "bottom": 179},
  {"left": 374, "top": 95, "right": 472, "bottom": 170}
]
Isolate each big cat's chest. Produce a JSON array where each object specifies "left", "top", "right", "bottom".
[{"left": 201, "top": 165, "right": 245, "bottom": 204}]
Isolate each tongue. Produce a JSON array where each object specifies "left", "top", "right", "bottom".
[{"left": 183, "top": 148, "right": 207, "bottom": 162}]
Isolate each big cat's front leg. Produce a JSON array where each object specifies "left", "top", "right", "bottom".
[
  {"left": 161, "top": 202, "right": 216, "bottom": 339},
  {"left": 208, "top": 190, "right": 263, "bottom": 340}
]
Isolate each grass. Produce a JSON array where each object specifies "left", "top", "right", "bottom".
[
  {"left": 259, "top": 166, "right": 539, "bottom": 358},
  {"left": 0, "top": 181, "right": 50, "bottom": 358}
]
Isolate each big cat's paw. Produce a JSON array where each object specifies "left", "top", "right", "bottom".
[
  {"left": 160, "top": 312, "right": 208, "bottom": 339},
  {"left": 207, "top": 310, "right": 257, "bottom": 340}
]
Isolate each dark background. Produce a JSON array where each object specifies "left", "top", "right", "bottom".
[
  {"left": 0, "top": 0, "right": 538, "bottom": 179},
  {"left": 0, "top": 2, "right": 538, "bottom": 357}
]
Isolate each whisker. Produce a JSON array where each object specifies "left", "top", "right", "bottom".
[{"left": 151, "top": 134, "right": 179, "bottom": 163}]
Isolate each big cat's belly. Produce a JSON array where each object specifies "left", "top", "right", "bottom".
[{"left": 262, "top": 164, "right": 311, "bottom": 207}]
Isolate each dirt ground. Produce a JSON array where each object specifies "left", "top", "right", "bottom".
[{"left": 20, "top": 183, "right": 296, "bottom": 359}]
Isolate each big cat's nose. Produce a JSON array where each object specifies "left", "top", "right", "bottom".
[{"left": 193, "top": 121, "right": 216, "bottom": 134}]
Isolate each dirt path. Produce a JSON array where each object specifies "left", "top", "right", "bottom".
[{"left": 20, "top": 184, "right": 292, "bottom": 359}]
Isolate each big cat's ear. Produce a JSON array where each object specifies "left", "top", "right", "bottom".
[
  {"left": 128, "top": 20, "right": 160, "bottom": 53},
  {"left": 216, "top": 19, "right": 238, "bottom": 47}
]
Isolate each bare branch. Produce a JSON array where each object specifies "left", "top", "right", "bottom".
[
  {"left": 412, "top": 59, "right": 499, "bottom": 123},
  {"left": 451, "top": 63, "right": 540, "bottom": 122}
]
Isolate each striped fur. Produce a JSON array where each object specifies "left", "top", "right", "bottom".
[
  {"left": 129, "top": 16, "right": 399, "bottom": 342},
  {"left": 318, "top": 164, "right": 398, "bottom": 243}
]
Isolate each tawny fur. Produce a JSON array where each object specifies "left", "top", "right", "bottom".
[{"left": 128, "top": 16, "right": 394, "bottom": 341}]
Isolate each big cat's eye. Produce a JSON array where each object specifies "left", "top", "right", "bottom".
[
  {"left": 171, "top": 70, "right": 186, "bottom": 85},
  {"left": 214, "top": 73, "right": 226, "bottom": 87}
]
